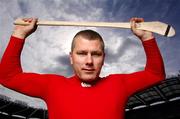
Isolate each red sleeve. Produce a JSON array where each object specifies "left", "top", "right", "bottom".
[
  {"left": 0, "top": 36, "right": 49, "bottom": 99},
  {"left": 123, "top": 38, "right": 165, "bottom": 96}
]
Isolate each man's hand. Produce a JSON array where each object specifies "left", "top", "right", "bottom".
[
  {"left": 130, "top": 17, "right": 154, "bottom": 41},
  {"left": 12, "top": 18, "right": 38, "bottom": 39}
]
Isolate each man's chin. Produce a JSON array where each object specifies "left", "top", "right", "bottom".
[{"left": 80, "top": 75, "right": 97, "bottom": 83}]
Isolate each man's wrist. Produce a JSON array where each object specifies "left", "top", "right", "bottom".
[
  {"left": 12, "top": 31, "right": 26, "bottom": 39},
  {"left": 140, "top": 33, "right": 154, "bottom": 41},
  {"left": 141, "top": 35, "right": 154, "bottom": 41}
]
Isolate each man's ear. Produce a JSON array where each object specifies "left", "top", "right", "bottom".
[{"left": 69, "top": 52, "right": 73, "bottom": 64}]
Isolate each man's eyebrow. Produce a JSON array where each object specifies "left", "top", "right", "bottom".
[
  {"left": 91, "top": 50, "right": 103, "bottom": 53},
  {"left": 75, "top": 49, "right": 103, "bottom": 53}
]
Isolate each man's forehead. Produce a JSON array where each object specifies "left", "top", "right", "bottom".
[
  {"left": 73, "top": 42, "right": 103, "bottom": 53},
  {"left": 75, "top": 37, "right": 101, "bottom": 45}
]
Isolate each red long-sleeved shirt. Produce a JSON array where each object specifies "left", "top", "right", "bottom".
[{"left": 0, "top": 36, "right": 165, "bottom": 119}]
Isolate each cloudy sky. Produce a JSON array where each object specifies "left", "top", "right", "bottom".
[{"left": 0, "top": 0, "right": 180, "bottom": 109}]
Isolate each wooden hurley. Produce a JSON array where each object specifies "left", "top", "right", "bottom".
[{"left": 14, "top": 19, "right": 175, "bottom": 37}]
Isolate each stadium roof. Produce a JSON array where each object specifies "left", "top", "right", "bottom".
[{"left": 126, "top": 75, "right": 180, "bottom": 111}]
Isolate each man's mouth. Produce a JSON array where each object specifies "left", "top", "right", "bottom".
[{"left": 82, "top": 68, "right": 95, "bottom": 72}]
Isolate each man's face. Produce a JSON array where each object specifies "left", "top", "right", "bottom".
[{"left": 70, "top": 36, "right": 105, "bottom": 83}]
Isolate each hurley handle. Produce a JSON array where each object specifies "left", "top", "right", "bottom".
[{"left": 14, "top": 19, "right": 175, "bottom": 37}]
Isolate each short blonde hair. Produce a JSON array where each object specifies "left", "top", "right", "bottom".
[{"left": 71, "top": 30, "right": 105, "bottom": 52}]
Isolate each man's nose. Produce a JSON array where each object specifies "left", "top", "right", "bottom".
[{"left": 86, "top": 54, "right": 93, "bottom": 65}]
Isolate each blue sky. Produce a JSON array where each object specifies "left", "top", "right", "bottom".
[{"left": 0, "top": 0, "right": 180, "bottom": 108}]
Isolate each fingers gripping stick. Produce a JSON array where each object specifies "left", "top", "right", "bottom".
[{"left": 14, "top": 19, "right": 175, "bottom": 37}]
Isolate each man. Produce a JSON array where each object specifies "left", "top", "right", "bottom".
[{"left": 0, "top": 17, "right": 165, "bottom": 119}]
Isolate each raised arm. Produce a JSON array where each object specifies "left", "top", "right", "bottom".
[
  {"left": 123, "top": 18, "right": 166, "bottom": 96},
  {"left": 0, "top": 18, "right": 49, "bottom": 99}
]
